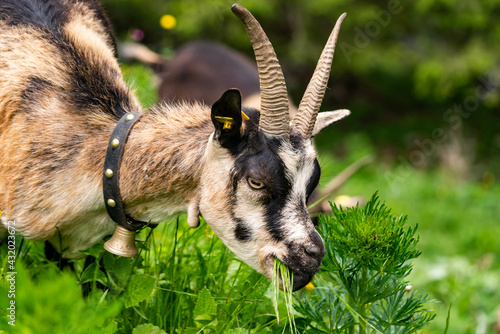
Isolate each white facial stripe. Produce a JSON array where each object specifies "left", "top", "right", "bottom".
[
  {"left": 234, "top": 187, "right": 267, "bottom": 237},
  {"left": 278, "top": 141, "right": 317, "bottom": 201},
  {"left": 278, "top": 140, "right": 301, "bottom": 180},
  {"left": 277, "top": 141, "right": 318, "bottom": 242}
]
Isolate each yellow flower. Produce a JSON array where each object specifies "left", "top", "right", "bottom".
[
  {"left": 305, "top": 282, "right": 315, "bottom": 290},
  {"left": 160, "top": 14, "right": 177, "bottom": 30}
]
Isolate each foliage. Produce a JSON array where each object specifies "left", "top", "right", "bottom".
[
  {"left": 0, "top": 218, "right": 277, "bottom": 333},
  {"left": 323, "top": 148, "right": 500, "bottom": 334},
  {"left": 295, "top": 194, "right": 435, "bottom": 333},
  {"left": 0, "top": 194, "right": 439, "bottom": 333},
  {"left": 120, "top": 64, "right": 157, "bottom": 108},
  {"left": 0, "top": 260, "right": 122, "bottom": 334},
  {"left": 101, "top": 0, "right": 500, "bottom": 164}
]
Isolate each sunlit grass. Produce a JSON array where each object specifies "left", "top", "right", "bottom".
[
  {"left": 2, "top": 61, "right": 499, "bottom": 331},
  {"left": 272, "top": 258, "right": 297, "bottom": 334}
]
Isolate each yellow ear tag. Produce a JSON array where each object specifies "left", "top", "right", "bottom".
[
  {"left": 214, "top": 116, "right": 235, "bottom": 130},
  {"left": 214, "top": 112, "right": 248, "bottom": 131},
  {"left": 241, "top": 111, "right": 250, "bottom": 121}
]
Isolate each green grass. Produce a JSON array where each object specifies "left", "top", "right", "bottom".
[
  {"left": 316, "top": 140, "right": 500, "bottom": 333},
  {"left": 272, "top": 258, "right": 296, "bottom": 333},
  {"left": 1, "top": 63, "right": 498, "bottom": 333},
  {"left": 0, "top": 218, "right": 278, "bottom": 333},
  {"left": 120, "top": 63, "right": 158, "bottom": 109},
  {"left": 1, "top": 163, "right": 498, "bottom": 333}
]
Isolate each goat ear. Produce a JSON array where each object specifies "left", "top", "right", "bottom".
[
  {"left": 311, "top": 109, "right": 350, "bottom": 137},
  {"left": 211, "top": 89, "right": 243, "bottom": 147}
]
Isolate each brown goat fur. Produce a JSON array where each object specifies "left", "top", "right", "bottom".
[
  {"left": 0, "top": 0, "right": 349, "bottom": 290},
  {"left": 0, "top": 0, "right": 207, "bottom": 256},
  {"left": 0, "top": 1, "right": 243, "bottom": 259}
]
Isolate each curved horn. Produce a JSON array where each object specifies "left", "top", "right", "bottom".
[
  {"left": 231, "top": 4, "right": 290, "bottom": 138},
  {"left": 292, "top": 13, "right": 347, "bottom": 138}
]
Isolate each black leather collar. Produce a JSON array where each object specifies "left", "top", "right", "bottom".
[{"left": 103, "top": 111, "right": 148, "bottom": 231}]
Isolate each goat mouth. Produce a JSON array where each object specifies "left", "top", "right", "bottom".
[{"left": 267, "top": 255, "right": 314, "bottom": 292}]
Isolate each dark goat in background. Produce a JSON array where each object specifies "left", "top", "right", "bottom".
[{"left": 120, "top": 40, "right": 297, "bottom": 114}]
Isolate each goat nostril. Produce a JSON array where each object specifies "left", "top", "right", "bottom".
[{"left": 304, "top": 244, "right": 322, "bottom": 258}]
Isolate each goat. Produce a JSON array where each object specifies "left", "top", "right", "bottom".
[
  {"left": 0, "top": 0, "right": 348, "bottom": 291},
  {"left": 121, "top": 41, "right": 261, "bottom": 107}
]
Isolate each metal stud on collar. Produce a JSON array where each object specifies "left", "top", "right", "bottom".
[{"left": 105, "top": 169, "right": 114, "bottom": 178}]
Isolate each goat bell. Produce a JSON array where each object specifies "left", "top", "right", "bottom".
[{"left": 104, "top": 225, "right": 138, "bottom": 257}]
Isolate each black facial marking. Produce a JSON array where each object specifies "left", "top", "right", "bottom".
[
  {"left": 230, "top": 133, "right": 292, "bottom": 242},
  {"left": 225, "top": 111, "right": 321, "bottom": 242},
  {"left": 306, "top": 158, "right": 321, "bottom": 203},
  {"left": 289, "top": 132, "right": 305, "bottom": 151},
  {"left": 264, "top": 196, "right": 288, "bottom": 242},
  {"left": 234, "top": 219, "right": 252, "bottom": 242}
]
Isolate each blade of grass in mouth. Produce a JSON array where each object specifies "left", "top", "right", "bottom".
[{"left": 272, "top": 258, "right": 297, "bottom": 333}]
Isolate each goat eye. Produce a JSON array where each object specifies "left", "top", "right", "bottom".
[{"left": 248, "top": 177, "right": 265, "bottom": 189}]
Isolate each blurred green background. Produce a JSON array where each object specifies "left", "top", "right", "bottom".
[
  {"left": 100, "top": 0, "right": 500, "bottom": 332},
  {"left": 102, "top": 0, "right": 500, "bottom": 164}
]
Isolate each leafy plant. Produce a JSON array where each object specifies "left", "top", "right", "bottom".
[
  {"left": 1, "top": 193, "right": 439, "bottom": 333},
  {"left": 0, "top": 261, "right": 122, "bottom": 334},
  {"left": 295, "top": 193, "right": 435, "bottom": 333}
]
